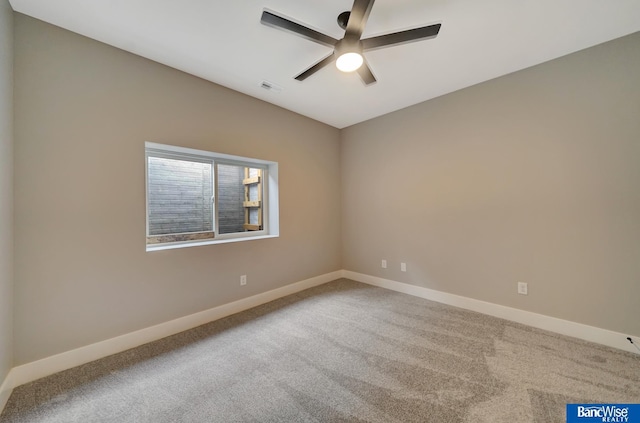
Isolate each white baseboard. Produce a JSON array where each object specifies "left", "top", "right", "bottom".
[
  {"left": 343, "top": 271, "right": 638, "bottom": 355},
  {"left": 9, "top": 270, "right": 342, "bottom": 390},
  {"left": 0, "top": 369, "right": 13, "bottom": 414}
]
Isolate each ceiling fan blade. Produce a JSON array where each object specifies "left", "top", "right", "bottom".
[
  {"left": 356, "top": 61, "right": 377, "bottom": 86},
  {"left": 345, "top": 0, "right": 375, "bottom": 40},
  {"left": 361, "top": 23, "right": 441, "bottom": 51},
  {"left": 261, "top": 10, "right": 339, "bottom": 48},
  {"left": 295, "top": 53, "right": 336, "bottom": 81}
]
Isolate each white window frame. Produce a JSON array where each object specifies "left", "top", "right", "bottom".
[{"left": 145, "top": 142, "right": 279, "bottom": 251}]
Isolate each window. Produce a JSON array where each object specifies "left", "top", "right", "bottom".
[{"left": 145, "top": 142, "right": 279, "bottom": 251}]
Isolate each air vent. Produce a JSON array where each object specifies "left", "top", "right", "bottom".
[{"left": 259, "top": 80, "right": 283, "bottom": 93}]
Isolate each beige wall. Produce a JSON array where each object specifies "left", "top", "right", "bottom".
[
  {"left": 9, "top": 10, "right": 640, "bottom": 368},
  {"left": 342, "top": 32, "right": 640, "bottom": 337},
  {"left": 0, "top": 0, "right": 14, "bottom": 383},
  {"left": 13, "top": 14, "right": 341, "bottom": 364}
]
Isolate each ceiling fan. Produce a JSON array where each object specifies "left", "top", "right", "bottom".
[{"left": 260, "top": 0, "right": 441, "bottom": 86}]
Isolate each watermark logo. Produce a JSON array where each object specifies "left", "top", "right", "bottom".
[{"left": 567, "top": 404, "right": 640, "bottom": 423}]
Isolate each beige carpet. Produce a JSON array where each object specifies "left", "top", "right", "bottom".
[{"left": 1, "top": 279, "right": 638, "bottom": 422}]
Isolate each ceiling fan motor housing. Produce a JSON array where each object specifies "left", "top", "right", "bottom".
[{"left": 336, "top": 38, "right": 362, "bottom": 57}]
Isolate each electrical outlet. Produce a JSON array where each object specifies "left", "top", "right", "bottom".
[
  {"left": 381, "top": 259, "right": 387, "bottom": 269},
  {"left": 401, "top": 262, "right": 407, "bottom": 272},
  {"left": 240, "top": 275, "right": 247, "bottom": 286},
  {"left": 517, "top": 282, "right": 528, "bottom": 295}
]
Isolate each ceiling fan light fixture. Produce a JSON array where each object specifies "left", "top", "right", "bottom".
[{"left": 336, "top": 52, "right": 363, "bottom": 72}]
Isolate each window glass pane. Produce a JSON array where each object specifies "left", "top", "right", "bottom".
[
  {"left": 147, "top": 156, "right": 213, "bottom": 236},
  {"left": 217, "top": 164, "right": 263, "bottom": 234}
]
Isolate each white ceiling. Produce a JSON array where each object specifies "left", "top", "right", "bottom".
[{"left": 9, "top": 0, "right": 640, "bottom": 128}]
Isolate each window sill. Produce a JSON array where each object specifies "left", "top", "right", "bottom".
[{"left": 146, "top": 234, "right": 279, "bottom": 252}]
